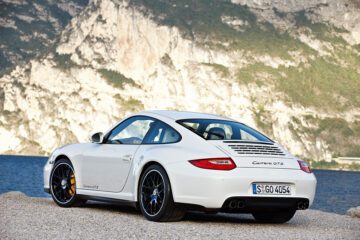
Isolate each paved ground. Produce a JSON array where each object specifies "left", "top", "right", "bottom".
[{"left": 1, "top": 192, "right": 359, "bottom": 240}]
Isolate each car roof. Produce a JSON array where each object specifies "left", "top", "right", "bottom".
[{"left": 139, "top": 110, "right": 232, "bottom": 121}]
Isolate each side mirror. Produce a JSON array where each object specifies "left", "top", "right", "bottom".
[{"left": 90, "top": 132, "right": 104, "bottom": 143}]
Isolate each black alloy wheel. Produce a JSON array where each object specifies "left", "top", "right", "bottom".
[
  {"left": 139, "top": 165, "right": 185, "bottom": 222},
  {"left": 141, "top": 169, "right": 165, "bottom": 216},
  {"left": 50, "top": 158, "right": 85, "bottom": 207}
]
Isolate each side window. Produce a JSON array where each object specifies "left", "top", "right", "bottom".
[
  {"left": 143, "top": 121, "right": 181, "bottom": 144},
  {"left": 106, "top": 117, "right": 155, "bottom": 144}
]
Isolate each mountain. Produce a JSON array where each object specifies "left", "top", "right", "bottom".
[
  {"left": 0, "top": 0, "right": 89, "bottom": 75},
  {"left": 0, "top": 0, "right": 359, "bottom": 161}
]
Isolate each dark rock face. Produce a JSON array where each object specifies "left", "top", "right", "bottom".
[{"left": 0, "top": 0, "right": 89, "bottom": 75}]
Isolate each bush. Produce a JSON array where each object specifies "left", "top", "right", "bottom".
[{"left": 98, "top": 69, "right": 137, "bottom": 88}]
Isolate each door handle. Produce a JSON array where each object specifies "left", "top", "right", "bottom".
[{"left": 121, "top": 154, "right": 132, "bottom": 162}]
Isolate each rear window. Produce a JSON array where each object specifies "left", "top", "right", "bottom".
[{"left": 177, "top": 119, "right": 272, "bottom": 143}]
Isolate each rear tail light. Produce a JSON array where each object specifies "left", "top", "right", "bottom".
[
  {"left": 189, "top": 158, "right": 236, "bottom": 170},
  {"left": 298, "top": 160, "right": 312, "bottom": 173}
]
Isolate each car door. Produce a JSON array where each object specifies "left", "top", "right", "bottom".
[{"left": 79, "top": 116, "right": 155, "bottom": 192}]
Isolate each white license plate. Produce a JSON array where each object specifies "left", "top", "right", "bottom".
[{"left": 252, "top": 183, "right": 291, "bottom": 195}]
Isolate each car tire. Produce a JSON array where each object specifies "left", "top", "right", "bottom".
[
  {"left": 138, "top": 164, "right": 185, "bottom": 222},
  {"left": 50, "top": 158, "right": 86, "bottom": 207},
  {"left": 252, "top": 209, "right": 296, "bottom": 223}
]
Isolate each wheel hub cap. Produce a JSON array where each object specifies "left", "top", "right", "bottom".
[
  {"left": 61, "top": 179, "right": 67, "bottom": 189},
  {"left": 150, "top": 188, "right": 159, "bottom": 204}
]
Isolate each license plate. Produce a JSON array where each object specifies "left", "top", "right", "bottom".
[{"left": 252, "top": 183, "right": 291, "bottom": 195}]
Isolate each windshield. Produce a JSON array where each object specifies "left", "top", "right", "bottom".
[{"left": 177, "top": 119, "right": 272, "bottom": 143}]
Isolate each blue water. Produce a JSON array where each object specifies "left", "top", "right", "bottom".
[
  {"left": 0, "top": 155, "right": 359, "bottom": 214},
  {"left": 0, "top": 155, "right": 48, "bottom": 197}
]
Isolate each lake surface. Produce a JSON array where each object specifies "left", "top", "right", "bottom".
[{"left": 0, "top": 155, "right": 359, "bottom": 214}]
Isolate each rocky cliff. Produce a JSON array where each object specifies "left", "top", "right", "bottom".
[
  {"left": 0, "top": 0, "right": 359, "bottom": 160},
  {"left": 0, "top": 0, "right": 89, "bottom": 75}
]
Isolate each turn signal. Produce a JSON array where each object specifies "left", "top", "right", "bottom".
[
  {"left": 298, "top": 160, "right": 312, "bottom": 173},
  {"left": 189, "top": 158, "right": 236, "bottom": 170}
]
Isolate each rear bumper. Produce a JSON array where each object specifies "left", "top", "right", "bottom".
[
  {"left": 166, "top": 162, "right": 317, "bottom": 209},
  {"left": 221, "top": 197, "right": 309, "bottom": 213}
]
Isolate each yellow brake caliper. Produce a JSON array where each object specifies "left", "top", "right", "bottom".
[{"left": 69, "top": 173, "right": 75, "bottom": 196}]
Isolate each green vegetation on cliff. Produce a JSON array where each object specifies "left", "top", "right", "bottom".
[{"left": 98, "top": 69, "right": 138, "bottom": 88}]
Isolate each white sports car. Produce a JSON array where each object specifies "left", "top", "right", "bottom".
[{"left": 44, "top": 110, "right": 316, "bottom": 223}]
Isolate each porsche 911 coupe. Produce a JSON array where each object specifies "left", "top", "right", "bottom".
[{"left": 44, "top": 110, "right": 316, "bottom": 223}]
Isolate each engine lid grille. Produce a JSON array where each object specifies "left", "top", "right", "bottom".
[{"left": 227, "top": 143, "right": 285, "bottom": 156}]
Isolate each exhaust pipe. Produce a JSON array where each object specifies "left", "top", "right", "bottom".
[
  {"left": 229, "top": 200, "right": 237, "bottom": 209},
  {"left": 237, "top": 200, "right": 245, "bottom": 209},
  {"left": 297, "top": 201, "right": 309, "bottom": 210},
  {"left": 228, "top": 200, "right": 246, "bottom": 209}
]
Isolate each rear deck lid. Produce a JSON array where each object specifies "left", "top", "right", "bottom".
[{"left": 210, "top": 140, "right": 300, "bottom": 169}]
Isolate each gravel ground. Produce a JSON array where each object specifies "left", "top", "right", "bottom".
[{"left": 1, "top": 192, "right": 359, "bottom": 240}]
